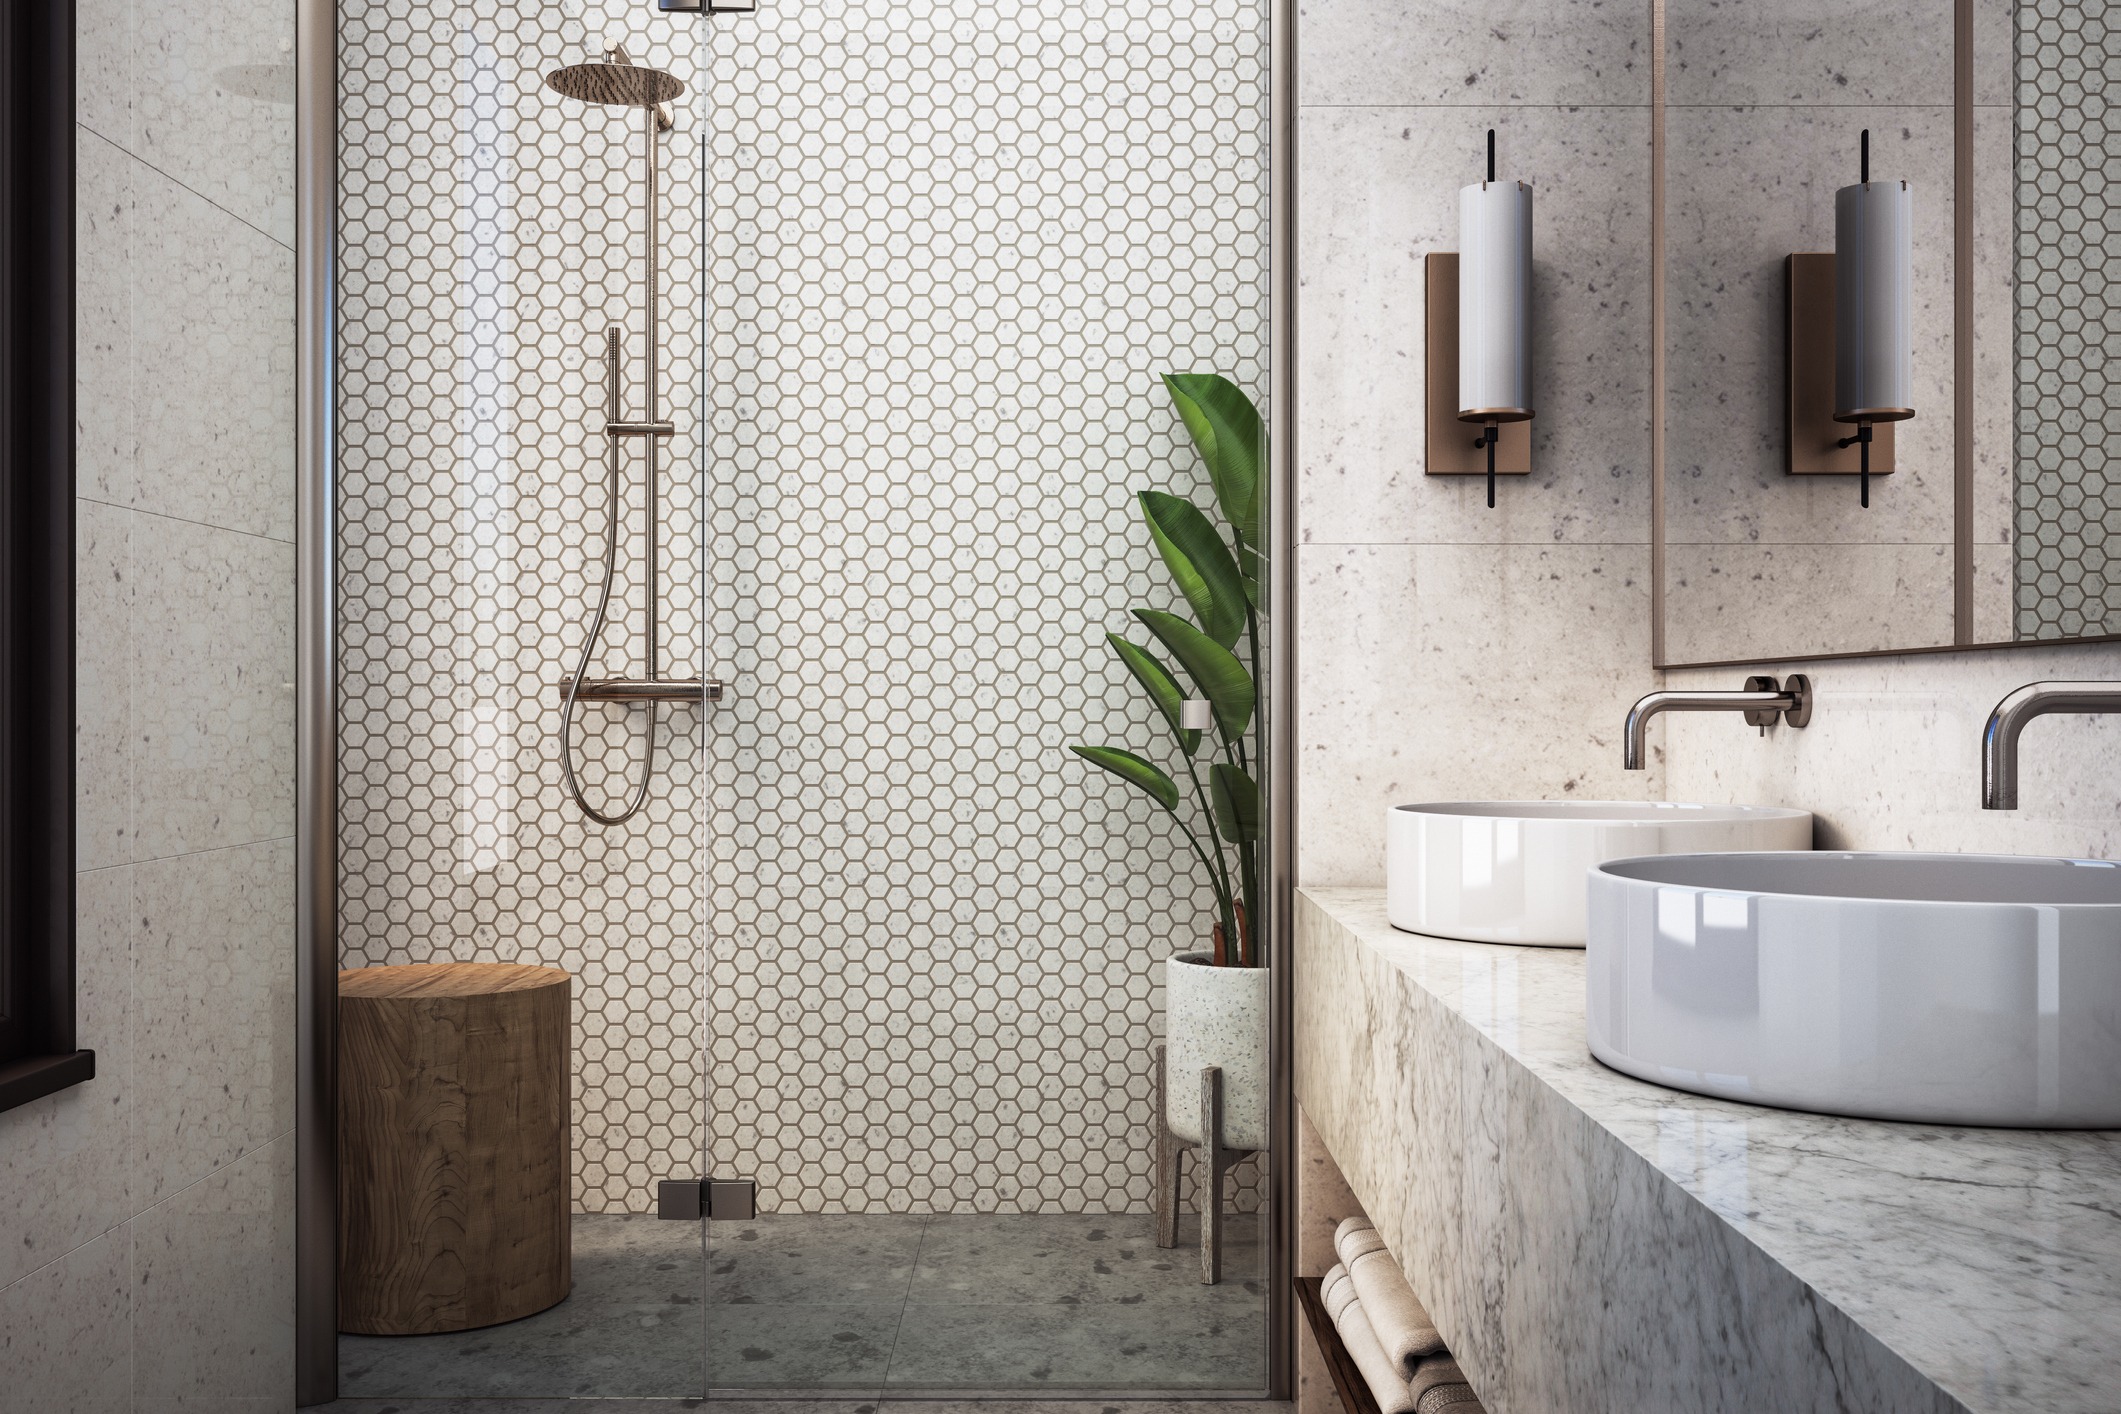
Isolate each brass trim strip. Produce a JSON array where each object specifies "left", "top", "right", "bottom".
[
  {"left": 1955, "top": 0, "right": 1975, "bottom": 643},
  {"left": 1267, "top": 0, "right": 1298, "bottom": 1395},
  {"left": 1650, "top": 0, "right": 1667, "bottom": 667},
  {"left": 293, "top": 0, "right": 339, "bottom": 1401}
]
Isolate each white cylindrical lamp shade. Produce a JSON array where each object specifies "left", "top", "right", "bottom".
[
  {"left": 1458, "top": 179, "right": 1534, "bottom": 423},
  {"left": 1833, "top": 179, "right": 1914, "bottom": 422}
]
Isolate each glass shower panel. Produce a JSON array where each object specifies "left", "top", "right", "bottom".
[
  {"left": 335, "top": 0, "right": 709, "bottom": 1399},
  {"left": 700, "top": 0, "right": 1272, "bottom": 1395}
]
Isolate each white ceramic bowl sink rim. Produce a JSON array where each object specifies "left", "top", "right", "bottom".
[
  {"left": 1587, "top": 849, "right": 2121, "bottom": 1127},
  {"left": 1385, "top": 801, "right": 1815, "bottom": 948},
  {"left": 1393, "top": 800, "right": 1811, "bottom": 824},
  {"left": 1597, "top": 850, "right": 2121, "bottom": 907}
]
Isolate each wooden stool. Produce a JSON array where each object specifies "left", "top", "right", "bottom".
[{"left": 338, "top": 962, "right": 572, "bottom": 1335}]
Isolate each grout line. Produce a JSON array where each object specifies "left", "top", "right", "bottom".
[
  {"left": 96, "top": 833, "right": 299, "bottom": 873},
  {"left": 77, "top": 491, "right": 300, "bottom": 549},
  {"left": 0, "top": 1128, "right": 299, "bottom": 1308},
  {"left": 75, "top": 120, "right": 294, "bottom": 254}
]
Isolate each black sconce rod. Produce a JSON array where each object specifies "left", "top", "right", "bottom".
[{"left": 1836, "top": 421, "right": 1875, "bottom": 507}]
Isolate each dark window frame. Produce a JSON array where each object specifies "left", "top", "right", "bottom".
[{"left": 0, "top": 0, "right": 90, "bottom": 1114}]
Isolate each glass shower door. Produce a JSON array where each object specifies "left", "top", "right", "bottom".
[
  {"left": 335, "top": 0, "right": 712, "bottom": 1399},
  {"left": 699, "top": 0, "right": 1273, "bottom": 1396}
]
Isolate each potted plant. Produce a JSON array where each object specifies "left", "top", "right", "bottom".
[{"left": 1070, "top": 372, "right": 1267, "bottom": 1153}]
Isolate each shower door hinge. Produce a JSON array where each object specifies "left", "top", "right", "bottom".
[{"left": 657, "top": 1177, "right": 757, "bottom": 1221}]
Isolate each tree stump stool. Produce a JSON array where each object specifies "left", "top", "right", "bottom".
[{"left": 338, "top": 962, "right": 572, "bottom": 1335}]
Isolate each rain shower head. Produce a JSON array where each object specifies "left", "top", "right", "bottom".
[{"left": 544, "top": 62, "right": 684, "bottom": 107}]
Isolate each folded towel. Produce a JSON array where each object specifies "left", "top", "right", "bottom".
[
  {"left": 1321, "top": 1263, "right": 1417, "bottom": 1414},
  {"left": 1335, "top": 1218, "right": 1448, "bottom": 1375},
  {"left": 1409, "top": 1353, "right": 1486, "bottom": 1413}
]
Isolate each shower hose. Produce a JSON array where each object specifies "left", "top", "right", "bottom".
[{"left": 559, "top": 325, "right": 656, "bottom": 826}]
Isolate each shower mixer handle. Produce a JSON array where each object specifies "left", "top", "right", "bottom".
[
  {"left": 606, "top": 420, "right": 676, "bottom": 438},
  {"left": 558, "top": 677, "right": 727, "bottom": 704}
]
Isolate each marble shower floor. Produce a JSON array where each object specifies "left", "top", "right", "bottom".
[{"left": 338, "top": 1212, "right": 1269, "bottom": 1399}]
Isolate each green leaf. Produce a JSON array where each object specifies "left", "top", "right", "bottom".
[
  {"left": 1106, "top": 634, "right": 1201, "bottom": 757},
  {"left": 1134, "top": 609, "right": 1254, "bottom": 740},
  {"left": 1141, "top": 491, "right": 1246, "bottom": 649},
  {"left": 1209, "top": 764, "right": 1260, "bottom": 844},
  {"left": 1069, "top": 745, "right": 1180, "bottom": 811},
  {"left": 1163, "top": 373, "right": 1263, "bottom": 551}
]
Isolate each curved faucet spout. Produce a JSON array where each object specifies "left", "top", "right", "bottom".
[
  {"left": 1981, "top": 681, "right": 2121, "bottom": 809},
  {"left": 1622, "top": 675, "right": 1811, "bottom": 770}
]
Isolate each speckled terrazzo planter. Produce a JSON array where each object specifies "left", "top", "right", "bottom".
[{"left": 1165, "top": 952, "right": 1270, "bottom": 1151}]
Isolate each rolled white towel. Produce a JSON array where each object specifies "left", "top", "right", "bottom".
[
  {"left": 1335, "top": 1218, "right": 1447, "bottom": 1375},
  {"left": 1321, "top": 1263, "right": 1417, "bottom": 1414}
]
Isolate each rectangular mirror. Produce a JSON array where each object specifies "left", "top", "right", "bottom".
[{"left": 1655, "top": 1, "right": 2118, "bottom": 665}]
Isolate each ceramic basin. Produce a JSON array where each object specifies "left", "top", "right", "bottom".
[
  {"left": 1587, "top": 852, "right": 2121, "bottom": 1126},
  {"left": 1386, "top": 801, "right": 1812, "bottom": 947}
]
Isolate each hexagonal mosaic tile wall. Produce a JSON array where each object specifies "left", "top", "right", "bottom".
[
  {"left": 340, "top": 0, "right": 1268, "bottom": 1216},
  {"left": 2015, "top": 0, "right": 2121, "bottom": 639}
]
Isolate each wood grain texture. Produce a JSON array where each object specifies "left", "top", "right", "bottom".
[{"left": 338, "top": 963, "right": 572, "bottom": 1335}]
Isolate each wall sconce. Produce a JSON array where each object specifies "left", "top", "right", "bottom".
[
  {"left": 1787, "top": 131, "right": 1913, "bottom": 507},
  {"left": 1426, "top": 130, "right": 1534, "bottom": 508}
]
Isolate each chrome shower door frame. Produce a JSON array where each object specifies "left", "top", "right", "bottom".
[{"left": 293, "top": 0, "right": 338, "bottom": 1402}]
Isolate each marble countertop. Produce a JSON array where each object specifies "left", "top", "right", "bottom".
[{"left": 1301, "top": 887, "right": 2121, "bottom": 1413}]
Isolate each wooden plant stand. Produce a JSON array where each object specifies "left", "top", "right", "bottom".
[{"left": 1153, "top": 1042, "right": 1258, "bottom": 1285}]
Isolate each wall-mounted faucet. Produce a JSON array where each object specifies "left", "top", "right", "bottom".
[
  {"left": 1622, "top": 675, "right": 1813, "bottom": 770},
  {"left": 1981, "top": 681, "right": 2121, "bottom": 809}
]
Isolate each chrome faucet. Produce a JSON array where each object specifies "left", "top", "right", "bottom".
[
  {"left": 1981, "top": 681, "right": 2121, "bottom": 809},
  {"left": 1622, "top": 675, "right": 1813, "bottom": 770}
]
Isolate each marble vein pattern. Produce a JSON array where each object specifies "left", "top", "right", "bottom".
[{"left": 1295, "top": 888, "right": 2121, "bottom": 1414}]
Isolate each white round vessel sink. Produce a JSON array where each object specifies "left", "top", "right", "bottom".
[
  {"left": 1386, "top": 801, "right": 1812, "bottom": 947},
  {"left": 1587, "top": 852, "right": 2121, "bottom": 1127}
]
